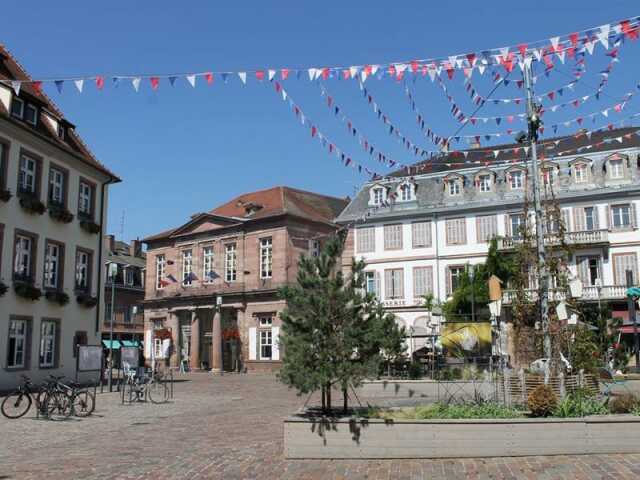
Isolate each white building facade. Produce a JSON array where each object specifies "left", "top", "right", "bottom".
[
  {"left": 337, "top": 128, "right": 640, "bottom": 355},
  {"left": 0, "top": 47, "right": 119, "bottom": 391}
]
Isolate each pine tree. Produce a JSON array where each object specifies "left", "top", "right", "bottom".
[{"left": 278, "top": 234, "right": 405, "bottom": 413}]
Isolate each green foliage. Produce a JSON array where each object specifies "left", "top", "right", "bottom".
[
  {"left": 461, "top": 365, "right": 482, "bottom": 381},
  {"left": 527, "top": 384, "right": 558, "bottom": 417},
  {"left": 369, "top": 402, "right": 523, "bottom": 420},
  {"left": 442, "top": 238, "right": 512, "bottom": 322},
  {"left": 568, "top": 326, "right": 602, "bottom": 373},
  {"left": 582, "top": 303, "right": 628, "bottom": 371},
  {"left": 277, "top": 234, "right": 406, "bottom": 411},
  {"left": 608, "top": 393, "right": 640, "bottom": 414},
  {"left": 407, "top": 360, "right": 424, "bottom": 380},
  {"left": 553, "top": 389, "right": 608, "bottom": 418},
  {"left": 631, "top": 404, "right": 640, "bottom": 416}
]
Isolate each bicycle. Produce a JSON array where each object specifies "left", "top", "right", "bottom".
[
  {"left": 1, "top": 375, "right": 69, "bottom": 419},
  {"left": 125, "top": 369, "right": 169, "bottom": 404},
  {"left": 47, "top": 375, "right": 96, "bottom": 417}
]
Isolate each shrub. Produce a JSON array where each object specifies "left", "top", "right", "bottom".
[
  {"left": 553, "top": 389, "right": 608, "bottom": 418},
  {"left": 528, "top": 384, "right": 558, "bottom": 417},
  {"left": 371, "top": 402, "right": 524, "bottom": 420},
  {"left": 408, "top": 360, "right": 424, "bottom": 380},
  {"left": 462, "top": 365, "right": 481, "bottom": 381},
  {"left": 609, "top": 393, "right": 640, "bottom": 414}
]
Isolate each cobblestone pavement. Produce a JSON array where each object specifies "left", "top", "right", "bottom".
[{"left": 1, "top": 373, "right": 640, "bottom": 479}]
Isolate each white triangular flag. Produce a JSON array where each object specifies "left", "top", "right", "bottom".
[
  {"left": 518, "top": 61, "right": 525, "bottom": 71},
  {"left": 396, "top": 63, "right": 407, "bottom": 74},
  {"left": 556, "top": 50, "right": 565, "bottom": 64},
  {"left": 597, "top": 24, "right": 610, "bottom": 48},
  {"left": 477, "top": 64, "right": 486, "bottom": 75},
  {"left": 524, "top": 56, "right": 533, "bottom": 68},
  {"left": 602, "top": 109, "right": 609, "bottom": 117},
  {"left": 493, "top": 150, "right": 499, "bottom": 158},
  {"left": 268, "top": 69, "right": 276, "bottom": 81},
  {"left": 371, "top": 65, "right": 379, "bottom": 75},
  {"left": 282, "top": 89, "right": 287, "bottom": 101},
  {"left": 551, "top": 105, "right": 559, "bottom": 112},
  {"left": 361, "top": 70, "right": 368, "bottom": 82},
  {"left": 10, "top": 81, "right": 21, "bottom": 95},
  {"left": 349, "top": 66, "right": 359, "bottom": 79},
  {"left": 74, "top": 79, "right": 84, "bottom": 93},
  {"left": 500, "top": 46, "right": 509, "bottom": 57},
  {"left": 186, "top": 75, "right": 196, "bottom": 87},
  {"left": 616, "top": 136, "right": 623, "bottom": 143},
  {"left": 549, "top": 36, "right": 560, "bottom": 51},
  {"left": 238, "top": 72, "right": 247, "bottom": 84},
  {"left": 584, "top": 40, "right": 595, "bottom": 55},
  {"left": 533, "top": 49, "right": 543, "bottom": 61},
  {"left": 455, "top": 57, "right": 464, "bottom": 69},
  {"left": 132, "top": 77, "right": 141, "bottom": 92},
  {"left": 523, "top": 146, "right": 530, "bottom": 155},
  {"left": 582, "top": 95, "right": 589, "bottom": 102}
]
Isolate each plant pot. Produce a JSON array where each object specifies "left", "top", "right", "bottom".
[
  {"left": 79, "top": 219, "right": 101, "bottom": 234},
  {"left": 13, "top": 281, "right": 42, "bottom": 301},
  {"left": 18, "top": 194, "right": 46, "bottom": 215},
  {"left": 76, "top": 293, "right": 98, "bottom": 308},
  {"left": 45, "top": 290, "right": 70, "bottom": 306},
  {"left": 48, "top": 204, "right": 74, "bottom": 223}
]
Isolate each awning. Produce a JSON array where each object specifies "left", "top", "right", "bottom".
[
  {"left": 102, "top": 340, "right": 122, "bottom": 349},
  {"left": 121, "top": 340, "right": 140, "bottom": 347},
  {"left": 619, "top": 326, "right": 640, "bottom": 334}
]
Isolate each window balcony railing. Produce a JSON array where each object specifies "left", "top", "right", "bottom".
[
  {"left": 498, "top": 229, "right": 609, "bottom": 250},
  {"left": 502, "top": 284, "right": 627, "bottom": 304}
]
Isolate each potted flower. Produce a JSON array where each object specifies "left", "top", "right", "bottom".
[
  {"left": 48, "top": 201, "right": 74, "bottom": 223},
  {"left": 76, "top": 292, "right": 98, "bottom": 308},
  {"left": 13, "top": 278, "right": 42, "bottom": 301},
  {"left": 45, "top": 290, "right": 70, "bottom": 306},
  {"left": 0, "top": 188, "right": 11, "bottom": 203},
  {"left": 0, "top": 280, "right": 8, "bottom": 297},
  {"left": 17, "top": 189, "right": 46, "bottom": 215},
  {"left": 79, "top": 217, "right": 101, "bottom": 234}
]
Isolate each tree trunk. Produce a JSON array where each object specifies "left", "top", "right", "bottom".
[
  {"left": 321, "top": 386, "right": 326, "bottom": 413},
  {"left": 343, "top": 387, "right": 348, "bottom": 414},
  {"left": 326, "top": 382, "right": 332, "bottom": 411}
]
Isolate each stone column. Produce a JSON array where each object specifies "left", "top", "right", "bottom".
[
  {"left": 169, "top": 311, "right": 180, "bottom": 369},
  {"left": 211, "top": 308, "right": 223, "bottom": 374},
  {"left": 190, "top": 310, "right": 200, "bottom": 370}
]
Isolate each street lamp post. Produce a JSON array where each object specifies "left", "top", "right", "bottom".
[{"left": 107, "top": 262, "right": 117, "bottom": 392}]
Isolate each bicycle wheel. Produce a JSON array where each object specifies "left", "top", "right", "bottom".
[
  {"left": 147, "top": 380, "right": 168, "bottom": 404},
  {"left": 45, "top": 392, "right": 72, "bottom": 419},
  {"left": 71, "top": 390, "right": 95, "bottom": 417},
  {"left": 1, "top": 392, "right": 32, "bottom": 419}
]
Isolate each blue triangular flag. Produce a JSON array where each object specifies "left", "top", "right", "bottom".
[
  {"left": 169, "top": 76, "right": 177, "bottom": 86},
  {"left": 54, "top": 80, "right": 64, "bottom": 93},
  {"left": 221, "top": 73, "right": 229, "bottom": 83}
]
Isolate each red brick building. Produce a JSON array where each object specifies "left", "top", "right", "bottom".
[{"left": 142, "top": 186, "right": 348, "bottom": 373}]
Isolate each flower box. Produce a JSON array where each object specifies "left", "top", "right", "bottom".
[
  {"left": 76, "top": 292, "right": 98, "bottom": 308},
  {"left": 45, "top": 290, "right": 70, "bottom": 306},
  {"left": 48, "top": 203, "right": 74, "bottom": 223},
  {"left": 79, "top": 219, "right": 101, "bottom": 234},
  {"left": 14, "top": 280, "right": 42, "bottom": 301},
  {"left": 18, "top": 192, "right": 46, "bottom": 215},
  {"left": 0, "top": 189, "right": 12, "bottom": 202},
  {"left": 0, "top": 281, "right": 8, "bottom": 297}
]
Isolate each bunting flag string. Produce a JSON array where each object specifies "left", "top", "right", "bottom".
[
  {"left": 316, "top": 82, "right": 408, "bottom": 170},
  {"left": 1, "top": 15, "right": 638, "bottom": 94},
  {"left": 272, "top": 81, "right": 380, "bottom": 178}
]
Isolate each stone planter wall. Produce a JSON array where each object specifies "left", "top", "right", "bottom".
[{"left": 284, "top": 414, "right": 640, "bottom": 459}]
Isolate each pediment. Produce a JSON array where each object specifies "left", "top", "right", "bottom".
[{"left": 170, "top": 214, "right": 244, "bottom": 238}]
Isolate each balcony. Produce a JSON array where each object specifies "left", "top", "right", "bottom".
[
  {"left": 381, "top": 298, "right": 425, "bottom": 308},
  {"left": 497, "top": 229, "right": 609, "bottom": 251},
  {"left": 502, "top": 285, "right": 627, "bottom": 304}
]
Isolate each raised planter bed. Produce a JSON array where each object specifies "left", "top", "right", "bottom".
[{"left": 284, "top": 413, "right": 640, "bottom": 459}]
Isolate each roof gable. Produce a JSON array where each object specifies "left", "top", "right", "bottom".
[{"left": 169, "top": 213, "right": 244, "bottom": 238}]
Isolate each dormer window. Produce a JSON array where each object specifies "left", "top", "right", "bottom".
[
  {"left": 369, "top": 185, "right": 388, "bottom": 206},
  {"left": 508, "top": 170, "right": 524, "bottom": 190},
  {"left": 57, "top": 123, "right": 65, "bottom": 140},
  {"left": 478, "top": 174, "right": 492, "bottom": 193},
  {"left": 446, "top": 177, "right": 462, "bottom": 197},
  {"left": 397, "top": 181, "right": 415, "bottom": 202},
  {"left": 541, "top": 168, "right": 554, "bottom": 188},
  {"left": 609, "top": 158, "right": 624, "bottom": 179},
  {"left": 573, "top": 162, "right": 590, "bottom": 183},
  {"left": 24, "top": 104, "right": 38, "bottom": 125},
  {"left": 10, "top": 97, "right": 24, "bottom": 118}
]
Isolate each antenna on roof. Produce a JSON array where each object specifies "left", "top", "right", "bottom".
[{"left": 119, "top": 210, "right": 125, "bottom": 240}]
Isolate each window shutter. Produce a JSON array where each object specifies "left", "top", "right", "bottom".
[
  {"left": 249, "top": 327, "right": 257, "bottom": 360},
  {"left": 144, "top": 330, "right": 152, "bottom": 358},
  {"left": 54, "top": 322, "right": 62, "bottom": 368},
  {"left": 384, "top": 270, "right": 393, "bottom": 299},
  {"left": 504, "top": 214, "right": 510, "bottom": 237},
  {"left": 446, "top": 268, "right": 452, "bottom": 296},
  {"left": 413, "top": 268, "right": 424, "bottom": 298},
  {"left": 561, "top": 209, "right": 571, "bottom": 232},
  {"left": 576, "top": 257, "right": 589, "bottom": 285},
  {"left": 161, "top": 339, "right": 171, "bottom": 358},
  {"left": 593, "top": 207, "right": 600, "bottom": 230},
  {"left": 374, "top": 271, "right": 381, "bottom": 297},
  {"left": 426, "top": 267, "right": 433, "bottom": 294},
  {"left": 604, "top": 205, "right": 610, "bottom": 229},
  {"left": 632, "top": 203, "right": 638, "bottom": 229},
  {"left": 271, "top": 326, "right": 280, "bottom": 361},
  {"left": 573, "top": 207, "right": 583, "bottom": 232},
  {"left": 397, "top": 269, "right": 404, "bottom": 298}
]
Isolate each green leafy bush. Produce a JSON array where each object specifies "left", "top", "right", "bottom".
[
  {"left": 369, "top": 402, "right": 523, "bottom": 420},
  {"left": 609, "top": 393, "right": 640, "bottom": 414},
  {"left": 553, "top": 389, "right": 608, "bottom": 418},
  {"left": 528, "top": 385, "right": 558, "bottom": 417},
  {"left": 407, "top": 360, "right": 424, "bottom": 380}
]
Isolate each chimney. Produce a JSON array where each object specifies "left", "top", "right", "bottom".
[
  {"left": 104, "top": 234, "right": 115, "bottom": 253},
  {"left": 130, "top": 238, "right": 142, "bottom": 258}
]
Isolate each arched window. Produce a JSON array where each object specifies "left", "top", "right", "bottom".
[
  {"left": 368, "top": 184, "right": 388, "bottom": 206},
  {"left": 443, "top": 174, "right": 463, "bottom": 197},
  {"left": 397, "top": 180, "right": 416, "bottom": 202},
  {"left": 474, "top": 170, "right": 495, "bottom": 193},
  {"left": 506, "top": 167, "right": 526, "bottom": 190}
]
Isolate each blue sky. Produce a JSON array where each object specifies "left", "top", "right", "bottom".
[{"left": 2, "top": 1, "right": 639, "bottom": 241}]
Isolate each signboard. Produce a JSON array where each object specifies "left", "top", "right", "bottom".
[
  {"left": 120, "top": 346, "right": 139, "bottom": 369},
  {"left": 77, "top": 345, "right": 103, "bottom": 372},
  {"left": 441, "top": 322, "right": 492, "bottom": 358}
]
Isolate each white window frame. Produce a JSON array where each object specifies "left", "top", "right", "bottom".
[
  {"left": 44, "top": 243, "right": 61, "bottom": 289},
  {"left": 413, "top": 266, "right": 433, "bottom": 298},
  {"left": 76, "top": 251, "right": 90, "bottom": 290},
  {"left": 259, "top": 329, "right": 273, "bottom": 360},
  {"left": 78, "top": 181, "right": 92, "bottom": 215},
  {"left": 372, "top": 187, "right": 385, "bottom": 205},
  {"left": 24, "top": 103, "right": 38, "bottom": 125},
  {"left": 364, "top": 271, "right": 379, "bottom": 297},
  {"left": 10, "top": 96, "right": 24, "bottom": 118},
  {"left": 155, "top": 255, "right": 166, "bottom": 290},
  {"left": 225, "top": 243, "right": 237, "bottom": 282},
  {"left": 8, "top": 319, "right": 27, "bottom": 368},
  {"left": 202, "top": 246, "right": 215, "bottom": 283},
  {"left": 125, "top": 268, "right": 134, "bottom": 286},
  {"left": 308, "top": 239, "right": 321, "bottom": 258},
  {"left": 154, "top": 338, "right": 163, "bottom": 359},
  {"left": 48, "top": 167, "right": 65, "bottom": 204},
  {"left": 445, "top": 218, "right": 466, "bottom": 245},
  {"left": 573, "top": 163, "right": 589, "bottom": 184},
  {"left": 447, "top": 178, "right": 462, "bottom": 196},
  {"left": 182, "top": 250, "right": 193, "bottom": 286},
  {"left": 260, "top": 237, "right": 273, "bottom": 279},
  {"left": 510, "top": 214, "right": 525, "bottom": 239},
  {"left": 398, "top": 182, "right": 414, "bottom": 202},
  {"left": 612, "top": 205, "right": 631, "bottom": 229},
  {"left": 609, "top": 159, "right": 624, "bottom": 179},
  {"left": 19, "top": 155, "right": 36, "bottom": 194},
  {"left": 412, "top": 221, "right": 431, "bottom": 248},
  {"left": 384, "top": 224, "right": 403, "bottom": 250},
  {"left": 39, "top": 320, "right": 56, "bottom": 368},
  {"left": 509, "top": 170, "right": 524, "bottom": 190},
  {"left": 477, "top": 215, "right": 497, "bottom": 243},
  {"left": 478, "top": 174, "right": 492, "bottom": 193},
  {"left": 448, "top": 266, "right": 465, "bottom": 294},
  {"left": 14, "top": 235, "right": 32, "bottom": 279},
  {"left": 385, "top": 268, "right": 404, "bottom": 299}
]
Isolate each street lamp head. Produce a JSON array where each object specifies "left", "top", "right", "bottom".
[{"left": 515, "top": 131, "right": 527, "bottom": 144}]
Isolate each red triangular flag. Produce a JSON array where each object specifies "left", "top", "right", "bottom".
[
  {"left": 517, "top": 43, "right": 528, "bottom": 58},
  {"left": 206, "top": 72, "right": 214, "bottom": 84},
  {"left": 32, "top": 81, "right": 42, "bottom": 94},
  {"left": 150, "top": 77, "right": 160, "bottom": 90},
  {"left": 311, "top": 126, "right": 317, "bottom": 137},
  {"left": 255, "top": 71, "right": 265, "bottom": 81},
  {"left": 321, "top": 68, "right": 330, "bottom": 80},
  {"left": 569, "top": 32, "right": 579, "bottom": 47},
  {"left": 95, "top": 76, "right": 104, "bottom": 90},
  {"left": 281, "top": 69, "right": 289, "bottom": 80}
]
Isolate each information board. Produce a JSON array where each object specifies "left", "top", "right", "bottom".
[
  {"left": 78, "top": 345, "right": 103, "bottom": 372},
  {"left": 120, "top": 346, "right": 140, "bottom": 369}
]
